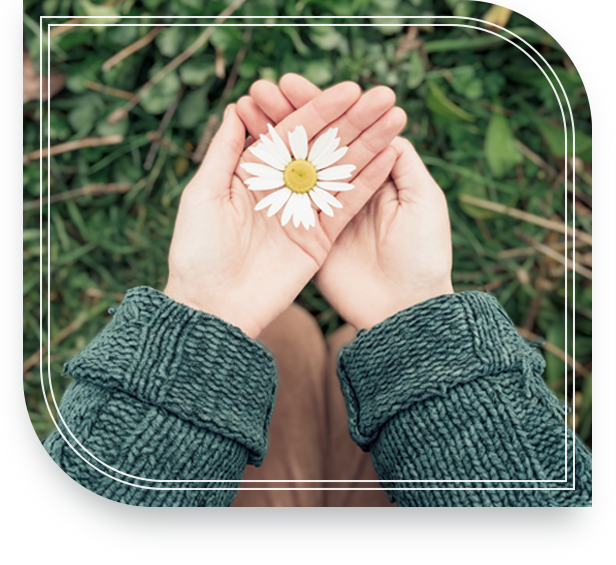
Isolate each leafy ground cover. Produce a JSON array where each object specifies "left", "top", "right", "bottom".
[{"left": 23, "top": 0, "right": 592, "bottom": 448}]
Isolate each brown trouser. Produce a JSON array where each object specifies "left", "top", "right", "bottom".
[{"left": 232, "top": 304, "right": 395, "bottom": 507}]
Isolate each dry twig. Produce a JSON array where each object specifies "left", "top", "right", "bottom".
[
  {"left": 107, "top": 0, "right": 247, "bottom": 125},
  {"left": 516, "top": 230, "right": 592, "bottom": 280},
  {"left": 102, "top": 27, "right": 161, "bottom": 73},
  {"left": 23, "top": 312, "right": 88, "bottom": 373},
  {"left": 458, "top": 194, "right": 592, "bottom": 246},
  {"left": 49, "top": 18, "right": 84, "bottom": 38},
  {"left": 24, "top": 183, "right": 132, "bottom": 211},
  {"left": 395, "top": 27, "right": 422, "bottom": 58},
  {"left": 192, "top": 29, "right": 251, "bottom": 163},
  {"left": 515, "top": 140, "right": 558, "bottom": 179},
  {"left": 23, "top": 135, "right": 124, "bottom": 164},
  {"left": 146, "top": 132, "right": 193, "bottom": 158},
  {"left": 516, "top": 326, "right": 590, "bottom": 378},
  {"left": 144, "top": 87, "right": 185, "bottom": 170},
  {"left": 84, "top": 79, "right": 133, "bottom": 100}
]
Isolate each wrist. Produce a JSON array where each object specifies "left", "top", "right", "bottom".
[
  {"left": 353, "top": 282, "right": 455, "bottom": 330},
  {"left": 163, "top": 280, "right": 262, "bottom": 339}
]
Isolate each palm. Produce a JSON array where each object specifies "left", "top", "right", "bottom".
[
  {"left": 167, "top": 82, "right": 405, "bottom": 338},
  {"left": 241, "top": 75, "right": 453, "bottom": 330},
  {"left": 315, "top": 167, "right": 452, "bottom": 329}
]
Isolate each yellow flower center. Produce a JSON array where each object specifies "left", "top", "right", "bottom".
[{"left": 283, "top": 159, "right": 317, "bottom": 194}]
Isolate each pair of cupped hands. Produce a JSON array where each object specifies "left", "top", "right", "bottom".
[{"left": 165, "top": 74, "right": 454, "bottom": 339}]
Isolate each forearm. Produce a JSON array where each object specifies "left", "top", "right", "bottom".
[
  {"left": 337, "top": 291, "right": 592, "bottom": 507},
  {"left": 43, "top": 287, "right": 277, "bottom": 507}
]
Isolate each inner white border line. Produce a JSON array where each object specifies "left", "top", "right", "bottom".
[{"left": 38, "top": 16, "right": 577, "bottom": 491}]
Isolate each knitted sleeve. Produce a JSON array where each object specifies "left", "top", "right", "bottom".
[
  {"left": 337, "top": 291, "right": 592, "bottom": 507},
  {"left": 42, "top": 287, "right": 277, "bottom": 507}
]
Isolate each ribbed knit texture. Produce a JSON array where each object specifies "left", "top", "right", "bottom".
[
  {"left": 43, "top": 287, "right": 277, "bottom": 507},
  {"left": 338, "top": 291, "right": 592, "bottom": 506},
  {"left": 43, "top": 287, "right": 592, "bottom": 507}
]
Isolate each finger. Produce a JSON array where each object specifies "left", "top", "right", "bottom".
[
  {"left": 190, "top": 104, "right": 245, "bottom": 197},
  {"left": 320, "top": 145, "right": 398, "bottom": 242},
  {"left": 279, "top": 73, "right": 322, "bottom": 108},
  {"left": 279, "top": 75, "right": 396, "bottom": 152},
  {"left": 318, "top": 85, "right": 396, "bottom": 149},
  {"left": 319, "top": 106, "right": 406, "bottom": 189},
  {"left": 389, "top": 136, "right": 443, "bottom": 205},
  {"left": 237, "top": 81, "right": 361, "bottom": 178},
  {"left": 242, "top": 85, "right": 397, "bottom": 174},
  {"left": 273, "top": 81, "right": 361, "bottom": 142},
  {"left": 249, "top": 79, "right": 296, "bottom": 123},
  {"left": 236, "top": 95, "right": 271, "bottom": 139}
]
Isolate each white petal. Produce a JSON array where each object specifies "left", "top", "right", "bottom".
[
  {"left": 258, "top": 133, "right": 291, "bottom": 169},
  {"left": 267, "top": 189, "right": 291, "bottom": 216},
  {"left": 267, "top": 124, "right": 292, "bottom": 165},
  {"left": 246, "top": 176, "right": 286, "bottom": 191},
  {"left": 313, "top": 186, "right": 343, "bottom": 208},
  {"left": 281, "top": 193, "right": 299, "bottom": 227},
  {"left": 292, "top": 201, "right": 302, "bottom": 228},
  {"left": 317, "top": 164, "right": 356, "bottom": 181},
  {"left": 313, "top": 146, "right": 348, "bottom": 170},
  {"left": 249, "top": 143, "right": 287, "bottom": 170},
  {"left": 309, "top": 189, "right": 333, "bottom": 217},
  {"left": 311, "top": 134, "right": 340, "bottom": 169},
  {"left": 307, "top": 198, "right": 316, "bottom": 227},
  {"left": 308, "top": 128, "right": 338, "bottom": 164},
  {"left": 300, "top": 194, "right": 314, "bottom": 229},
  {"left": 316, "top": 181, "right": 355, "bottom": 192},
  {"left": 240, "top": 163, "right": 284, "bottom": 179},
  {"left": 288, "top": 126, "right": 308, "bottom": 160},
  {"left": 254, "top": 188, "right": 291, "bottom": 216}
]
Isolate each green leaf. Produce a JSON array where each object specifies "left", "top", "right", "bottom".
[
  {"left": 96, "top": 115, "right": 129, "bottom": 137},
  {"left": 406, "top": 50, "right": 425, "bottom": 90},
  {"left": 309, "top": 27, "right": 343, "bottom": 51},
  {"left": 238, "top": 58, "right": 258, "bottom": 79},
  {"left": 65, "top": 55, "right": 100, "bottom": 94},
  {"left": 179, "top": 58, "right": 216, "bottom": 86},
  {"left": 106, "top": 25, "right": 140, "bottom": 47},
  {"left": 139, "top": 69, "right": 181, "bottom": 115},
  {"left": 457, "top": 182, "right": 494, "bottom": 220},
  {"left": 303, "top": 60, "right": 333, "bottom": 86},
  {"left": 210, "top": 27, "right": 240, "bottom": 51},
  {"left": 535, "top": 121, "right": 592, "bottom": 159},
  {"left": 258, "top": 68, "right": 278, "bottom": 83},
  {"left": 67, "top": 93, "right": 103, "bottom": 134},
  {"left": 156, "top": 26, "right": 185, "bottom": 58},
  {"left": 79, "top": 0, "right": 120, "bottom": 30},
  {"left": 370, "top": 17, "right": 404, "bottom": 35},
  {"left": 47, "top": 112, "right": 71, "bottom": 142},
  {"left": 177, "top": 87, "right": 209, "bottom": 129},
  {"left": 142, "top": 0, "right": 167, "bottom": 7},
  {"left": 425, "top": 81, "right": 476, "bottom": 122},
  {"left": 544, "top": 317, "right": 568, "bottom": 385},
  {"left": 484, "top": 113, "right": 523, "bottom": 178}
]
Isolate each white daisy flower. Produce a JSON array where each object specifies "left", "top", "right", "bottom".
[{"left": 240, "top": 124, "right": 356, "bottom": 229}]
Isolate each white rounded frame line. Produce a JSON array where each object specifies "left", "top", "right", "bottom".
[{"left": 39, "top": 15, "right": 576, "bottom": 491}]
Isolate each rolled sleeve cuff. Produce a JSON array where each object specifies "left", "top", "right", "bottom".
[
  {"left": 62, "top": 286, "right": 277, "bottom": 466},
  {"left": 337, "top": 291, "right": 545, "bottom": 450}
]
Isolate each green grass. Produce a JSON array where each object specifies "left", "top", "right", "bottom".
[{"left": 23, "top": 0, "right": 592, "bottom": 447}]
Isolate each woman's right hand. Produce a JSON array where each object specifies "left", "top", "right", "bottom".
[
  {"left": 239, "top": 74, "right": 455, "bottom": 330},
  {"left": 165, "top": 81, "right": 405, "bottom": 338}
]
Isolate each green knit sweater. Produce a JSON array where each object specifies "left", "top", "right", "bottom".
[{"left": 43, "top": 287, "right": 592, "bottom": 507}]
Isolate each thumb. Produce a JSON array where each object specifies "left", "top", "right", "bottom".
[
  {"left": 390, "top": 137, "right": 442, "bottom": 205},
  {"left": 192, "top": 104, "right": 246, "bottom": 195}
]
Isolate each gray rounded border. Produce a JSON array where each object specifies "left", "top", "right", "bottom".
[{"left": 0, "top": 0, "right": 611, "bottom": 557}]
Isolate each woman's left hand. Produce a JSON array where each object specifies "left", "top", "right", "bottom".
[{"left": 165, "top": 81, "right": 406, "bottom": 338}]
